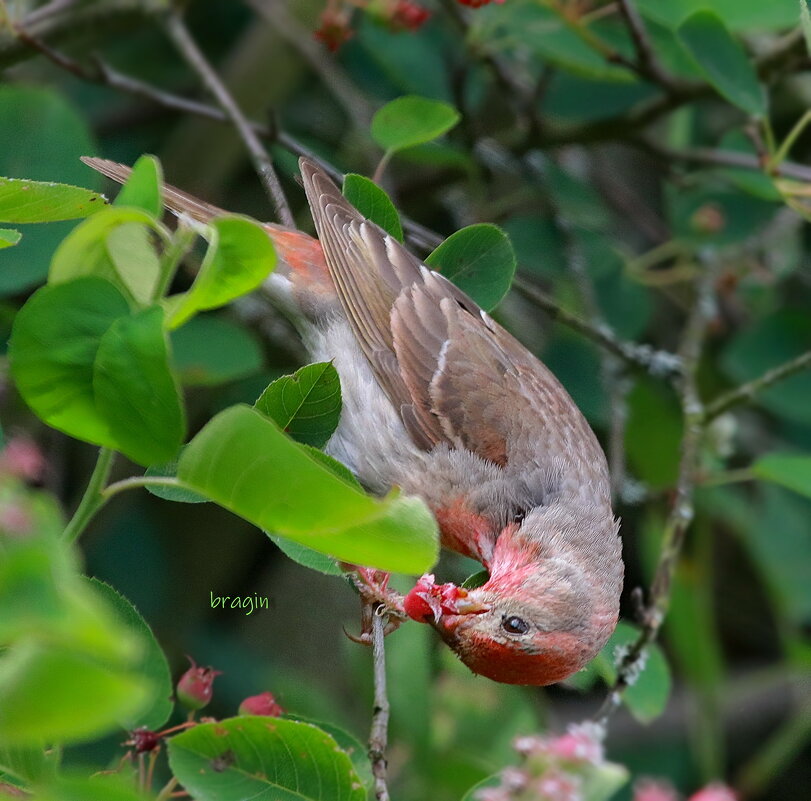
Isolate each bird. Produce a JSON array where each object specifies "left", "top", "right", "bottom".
[{"left": 82, "top": 155, "right": 624, "bottom": 686}]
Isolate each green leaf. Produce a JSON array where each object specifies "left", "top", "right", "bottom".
[
  {"left": 268, "top": 536, "right": 343, "bottom": 576},
  {"left": 371, "top": 95, "right": 460, "bottom": 153},
  {"left": 752, "top": 453, "right": 811, "bottom": 499},
  {"left": 114, "top": 154, "right": 163, "bottom": 217},
  {"left": 566, "top": 621, "right": 670, "bottom": 723},
  {"left": 28, "top": 773, "right": 152, "bottom": 801},
  {"left": 145, "top": 453, "right": 208, "bottom": 504},
  {"left": 255, "top": 362, "right": 342, "bottom": 448},
  {"left": 49, "top": 206, "right": 164, "bottom": 306},
  {"left": 167, "top": 716, "right": 366, "bottom": 801},
  {"left": 0, "top": 228, "right": 21, "bottom": 248},
  {"left": 0, "top": 177, "right": 105, "bottom": 223},
  {"left": 0, "top": 85, "right": 99, "bottom": 295},
  {"left": 637, "top": 0, "right": 799, "bottom": 32},
  {"left": 461, "top": 570, "right": 489, "bottom": 590},
  {"left": 0, "top": 744, "right": 56, "bottom": 785},
  {"left": 86, "top": 579, "right": 173, "bottom": 731},
  {"left": 285, "top": 716, "right": 373, "bottom": 790},
  {"left": 720, "top": 310, "right": 811, "bottom": 425},
  {"left": 342, "top": 174, "right": 403, "bottom": 241},
  {"left": 168, "top": 215, "right": 276, "bottom": 328},
  {"left": 177, "top": 405, "right": 438, "bottom": 573},
  {"left": 171, "top": 315, "right": 264, "bottom": 386},
  {"left": 425, "top": 224, "right": 516, "bottom": 311},
  {"left": 92, "top": 305, "right": 186, "bottom": 466},
  {"left": 9, "top": 277, "right": 131, "bottom": 448},
  {"left": 802, "top": 1, "right": 811, "bottom": 56},
  {"left": 677, "top": 10, "right": 766, "bottom": 116},
  {"left": 0, "top": 641, "right": 149, "bottom": 746}
]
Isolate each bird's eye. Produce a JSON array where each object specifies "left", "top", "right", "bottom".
[
  {"left": 501, "top": 615, "right": 530, "bottom": 635},
  {"left": 512, "top": 509, "right": 526, "bottom": 525}
]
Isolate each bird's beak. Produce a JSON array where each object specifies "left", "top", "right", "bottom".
[{"left": 447, "top": 589, "right": 490, "bottom": 615}]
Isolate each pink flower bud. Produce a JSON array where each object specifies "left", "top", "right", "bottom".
[
  {"left": 689, "top": 784, "right": 737, "bottom": 801},
  {"left": 314, "top": 7, "right": 353, "bottom": 52},
  {"left": 633, "top": 779, "right": 680, "bottom": 801},
  {"left": 546, "top": 724, "right": 603, "bottom": 766},
  {"left": 390, "top": 0, "right": 431, "bottom": 31},
  {"left": 238, "top": 691, "right": 284, "bottom": 717},
  {"left": 176, "top": 657, "right": 221, "bottom": 710}
]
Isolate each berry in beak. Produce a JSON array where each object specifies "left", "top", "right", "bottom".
[{"left": 404, "top": 574, "right": 489, "bottom": 623}]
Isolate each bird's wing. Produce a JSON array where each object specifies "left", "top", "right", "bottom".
[
  {"left": 300, "top": 158, "right": 604, "bottom": 476},
  {"left": 81, "top": 156, "right": 229, "bottom": 223}
]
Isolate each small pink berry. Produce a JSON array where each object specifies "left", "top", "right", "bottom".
[
  {"left": 176, "top": 657, "right": 221, "bottom": 710},
  {"left": 238, "top": 691, "right": 284, "bottom": 717}
]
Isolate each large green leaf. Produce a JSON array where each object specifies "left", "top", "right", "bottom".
[
  {"left": 371, "top": 96, "right": 460, "bottom": 153},
  {"left": 9, "top": 278, "right": 131, "bottom": 448},
  {"left": 677, "top": 10, "right": 766, "bottom": 116},
  {"left": 0, "top": 642, "right": 149, "bottom": 746},
  {"left": 177, "top": 405, "right": 438, "bottom": 573},
  {"left": 168, "top": 716, "right": 366, "bottom": 801},
  {"left": 170, "top": 315, "right": 264, "bottom": 386},
  {"left": 49, "top": 206, "right": 163, "bottom": 307},
  {"left": 425, "top": 224, "right": 516, "bottom": 311},
  {"left": 86, "top": 579, "right": 173, "bottom": 731},
  {"left": 342, "top": 174, "right": 403, "bottom": 241},
  {"left": 0, "top": 177, "right": 105, "bottom": 223},
  {"left": 114, "top": 154, "right": 163, "bottom": 218},
  {"left": 255, "top": 362, "right": 342, "bottom": 448},
  {"left": 93, "top": 306, "right": 185, "bottom": 466},
  {"left": 168, "top": 215, "right": 276, "bottom": 328},
  {"left": 752, "top": 453, "right": 811, "bottom": 499}
]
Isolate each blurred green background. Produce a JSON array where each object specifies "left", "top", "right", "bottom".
[{"left": 1, "top": 1, "right": 811, "bottom": 799}]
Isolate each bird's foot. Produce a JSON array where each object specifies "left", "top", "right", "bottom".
[{"left": 344, "top": 567, "right": 407, "bottom": 645}]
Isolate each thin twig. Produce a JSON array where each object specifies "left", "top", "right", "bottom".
[
  {"left": 702, "top": 350, "right": 811, "bottom": 422},
  {"left": 163, "top": 12, "right": 295, "bottom": 226},
  {"left": 616, "top": 0, "right": 676, "bottom": 88},
  {"left": 513, "top": 276, "right": 682, "bottom": 378},
  {"left": 595, "top": 260, "right": 717, "bottom": 725},
  {"left": 369, "top": 607, "right": 391, "bottom": 801}
]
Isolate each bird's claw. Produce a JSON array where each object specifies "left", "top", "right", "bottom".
[{"left": 342, "top": 567, "right": 406, "bottom": 645}]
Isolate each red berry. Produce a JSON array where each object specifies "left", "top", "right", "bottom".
[
  {"left": 176, "top": 657, "right": 221, "bottom": 710},
  {"left": 238, "top": 691, "right": 284, "bottom": 717},
  {"left": 390, "top": 0, "right": 431, "bottom": 31},
  {"left": 129, "top": 728, "right": 160, "bottom": 753},
  {"left": 314, "top": 8, "right": 353, "bottom": 52}
]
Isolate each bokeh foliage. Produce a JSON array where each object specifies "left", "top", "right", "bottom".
[{"left": 1, "top": 0, "right": 811, "bottom": 800}]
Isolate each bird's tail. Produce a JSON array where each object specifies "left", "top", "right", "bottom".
[{"left": 80, "top": 156, "right": 335, "bottom": 315}]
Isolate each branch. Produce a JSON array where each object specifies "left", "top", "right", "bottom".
[
  {"left": 0, "top": 0, "right": 152, "bottom": 70},
  {"left": 615, "top": 0, "right": 678, "bottom": 89},
  {"left": 633, "top": 137, "right": 811, "bottom": 183},
  {"left": 368, "top": 608, "right": 391, "bottom": 801},
  {"left": 595, "top": 260, "right": 717, "bottom": 725},
  {"left": 162, "top": 11, "right": 295, "bottom": 226},
  {"left": 513, "top": 276, "right": 682, "bottom": 378},
  {"left": 702, "top": 350, "right": 811, "bottom": 422},
  {"left": 244, "top": 0, "right": 374, "bottom": 131}
]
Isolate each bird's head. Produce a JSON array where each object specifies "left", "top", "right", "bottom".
[{"left": 404, "top": 510, "right": 622, "bottom": 685}]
